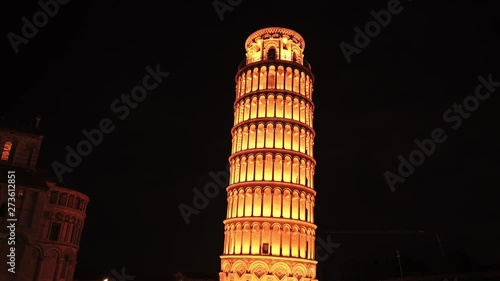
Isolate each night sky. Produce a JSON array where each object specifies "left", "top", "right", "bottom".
[{"left": 4, "top": 0, "right": 500, "bottom": 279}]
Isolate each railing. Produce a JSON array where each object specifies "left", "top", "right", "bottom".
[{"left": 238, "top": 57, "right": 312, "bottom": 70}]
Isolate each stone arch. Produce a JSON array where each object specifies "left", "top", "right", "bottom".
[
  {"left": 270, "top": 261, "right": 291, "bottom": 280},
  {"left": 308, "top": 265, "right": 316, "bottom": 280},
  {"left": 222, "top": 260, "right": 231, "bottom": 273},
  {"left": 244, "top": 187, "right": 253, "bottom": 216},
  {"left": 292, "top": 264, "right": 308, "bottom": 281},
  {"left": 249, "top": 260, "right": 269, "bottom": 280},
  {"left": 262, "top": 187, "right": 272, "bottom": 217},
  {"left": 292, "top": 46, "right": 302, "bottom": 63},
  {"left": 46, "top": 248, "right": 61, "bottom": 259},
  {"left": 232, "top": 260, "right": 248, "bottom": 278},
  {"left": 250, "top": 222, "right": 261, "bottom": 254},
  {"left": 264, "top": 41, "right": 279, "bottom": 60}
]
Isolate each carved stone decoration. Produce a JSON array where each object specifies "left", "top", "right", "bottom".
[
  {"left": 253, "top": 265, "right": 266, "bottom": 279},
  {"left": 236, "top": 265, "right": 246, "bottom": 278},
  {"left": 273, "top": 266, "right": 287, "bottom": 280}
]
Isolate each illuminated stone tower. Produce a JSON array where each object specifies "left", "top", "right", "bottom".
[{"left": 220, "top": 27, "right": 318, "bottom": 281}]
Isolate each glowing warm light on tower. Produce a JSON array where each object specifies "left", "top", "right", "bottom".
[{"left": 220, "top": 27, "right": 318, "bottom": 281}]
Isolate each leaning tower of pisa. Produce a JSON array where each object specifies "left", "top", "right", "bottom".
[{"left": 219, "top": 27, "right": 318, "bottom": 281}]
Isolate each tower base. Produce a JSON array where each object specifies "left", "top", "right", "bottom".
[{"left": 220, "top": 255, "right": 318, "bottom": 281}]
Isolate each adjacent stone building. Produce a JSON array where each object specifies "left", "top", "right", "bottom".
[{"left": 0, "top": 117, "right": 89, "bottom": 281}]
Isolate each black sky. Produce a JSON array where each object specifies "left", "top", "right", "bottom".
[{"left": 3, "top": 0, "right": 500, "bottom": 279}]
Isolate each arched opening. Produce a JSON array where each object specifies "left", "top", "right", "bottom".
[
  {"left": 255, "top": 154, "right": 264, "bottom": 181},
  {"left": 245, "top": 70, "right": 252, "bottom": 93},
  {"left": 293, "top": 98, "right": 300, "bottom": 121},
  {"left": 299, "top": 128, "right": 306, "bottom": 153},
  {"left": 300, "top": 72, "right": 306, "bottom": 95},
  {"left": 293, "top": 69, "right": 300, "bottom": 93},
  {"left": 240, "top": 156, "right": 247, "bottom": 182},
  {"left": 253, "top": 187, "right": 262, "bottom": 216},
  {"left": 242, "top": 126, "right": 249, "bottom": 150},
  {"left": 292, "top": 157, "right": 300, "bottom": 184},
  {"left": 257, "top": 124, "right": 265, "bottom": 148},
  {"left": 242, "top": 224, "right": 251, "bottom": 254},
  {"left": 267, "top": 94, "right": 275, "bottom": 117},
  {"left": 300, "top": 100, "right": 306, "bottom": 123},
  {"left": 262, "top": 224, "right": 271, "bottom": 254},
  {"left": 292, "top": 126, "right": 300, "bottom": 151},
  {"left": 227, "top": 194, "right": 233, "bottom": 218},
  {"left": 264, "top": 153, "right": 273, "bottom": 181},
  {"left": 234, "top": 224, "right": 242, "bottom": 254},
  {"left": 291, "top": 226, "right": 299, "bottom": 257},
  {"left": 234, "top": 157, "right": 240, "bottom": 184},
  {"left": 285, "top": 67, "right": 293, "bottom": 91},
  {"left": 251, "top": 224, "right": 261, "bottom": 254},
  {"left": 245, "top": 189, "right": 253, "bottom": 216},
  {"left": 265, "top": 123, "right": 274, "bottom": 148},
  {"left": 272, "top": 189, "right": 281, "bottom": 218},
  {"left": 292, "top": 191, "right": 299, "bottom": 219},
  {"left": 258, "top": 96, "right": 266, "bottom": 117},
  {"left": 282, "top": 226, "right": 291, "bottom": 256},
  {"left": 277, "top": 66, "right": 285, "bottom": 89},
  {"left": 275, "top": 123, "right": 283, "bottom": 149},
  {"left": 271, "top": 224, "right": 281, "bottom": 256},
  {"left": 251, "top": 96, "right": 258, "bottom": 119},
  {"left": 268, "top": 65, "right": 276, "bottom": 89},
  {"left": 267, "top": 47, "right": 276, "bottom": 60},
  {"left": 300, "top": 228, "right": 307, "bottom": 258},
  {"left": 285, "top": 96, "right": 292, "bottom": 119},
  {"left": 300, "top": 159, "right": 306, "bottom": 185},
  {"left": 259, "top": 66, "right": 267, "bottom": 90},
  {"left": 273, "top": 154, "right": 283, "bottom": 181},
  {"left": 247, "top": 155, "right": 255, "bottom": 181},
  {"left": 305, "top": 75, "right": 310, "bottom": 98},
  {"left": 252, "top": 67, "right": 259, "bottom": 91},
  {"left": 249, "top": 124, "right": 256, "bottom": 149},
  {"left": 283, "top": 155, "right": 292, "bottom": 183},
  {"left": 283, "top": 190, "right": 291, "bottom": 218},
  {"left": 276, "top": 95, "right": 284, "bottom": 117},
  {"left": 232, "top": 191, "right": 238, "bottom": 218},
  {"left": 244, "top": 98, "right": 251, "bottom": 121},
  {"left": 262, "top": 188, "right": 272, "bottom": 217},
  {"left": 284, "top": 124, "right": 292, "bottom": 149}
]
